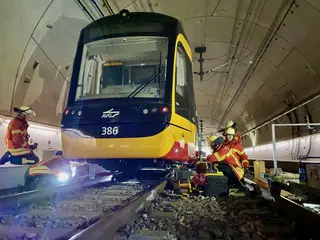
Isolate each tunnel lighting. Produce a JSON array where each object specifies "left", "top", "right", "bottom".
[{"left": 249, "top": 61, "right": 253, "bottom": 64}]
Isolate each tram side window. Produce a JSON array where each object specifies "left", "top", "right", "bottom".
[
  {"left": 175, "top": 45, "right": 190, "bottom": 119},
  {"left": 83, "top": 60, "right": 98, "bottom": 97}
]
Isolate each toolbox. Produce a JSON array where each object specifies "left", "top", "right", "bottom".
[
  {"left": 174, "top": 168, "right": 195, "bottom": 180},
  {"left": 204, "top": 174, "right": 228, "bottom": 197}
]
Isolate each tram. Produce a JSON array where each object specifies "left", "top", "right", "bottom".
[{"left": 61, "top": 9, "right": 198, "bottom": 172}]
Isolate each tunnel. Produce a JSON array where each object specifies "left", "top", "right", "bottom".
[{"left": 0, "top": 0, "right": 320, "bottom": 185}]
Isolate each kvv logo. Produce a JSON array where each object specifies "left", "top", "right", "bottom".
[{"left": 101, "top": 108, "right": 120, "bottom": 118}]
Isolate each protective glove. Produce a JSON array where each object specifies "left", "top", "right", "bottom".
[{"left": 29, "top": 143, "right": 38, "bottom": 150}]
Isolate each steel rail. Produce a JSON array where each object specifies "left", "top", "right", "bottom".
[
  {"left": 269, "top": 180, "right": 320, "bottom": 239},
  {"left": 67, "top": 179, "right": 168, "bottom": 240},
  {"left": 0, "top": 176, "right": 112, "bottom": 212}
]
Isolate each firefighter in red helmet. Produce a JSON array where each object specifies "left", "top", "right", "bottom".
[
  {"left": 206, "top": 135, "right": 244, "bottom": 186},
  {"left": 224, "top": 127, "right": 249, "bottom": 169},
  {"left": 0, "top": 106, "right": 39, "bottom": 165}
]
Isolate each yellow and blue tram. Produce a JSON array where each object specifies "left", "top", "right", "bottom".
[{"left": 61, "top": 9, "right": 198, "bottom": 172}]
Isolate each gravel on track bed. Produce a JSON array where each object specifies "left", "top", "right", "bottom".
[
  {"left": 115, "top": 190, "right": 299, "bottom": 240},
  {"left": 0, "top": 181, "right": 149, "bottom": 240}
]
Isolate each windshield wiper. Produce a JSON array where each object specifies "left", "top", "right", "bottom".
[
  {"left": 124, "top": 71, "right": 164, "bottom": 102},
  {"left": 125, "top": 51, "right": 163, "bottom": 102}
]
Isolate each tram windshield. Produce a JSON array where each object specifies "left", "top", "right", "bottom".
[{"left": 75, "top": 36, "right": 168, "bottom": 101}]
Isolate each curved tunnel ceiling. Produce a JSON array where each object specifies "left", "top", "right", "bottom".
[{"left": 0, "top": 0, "right": 319, "bottom": 147}]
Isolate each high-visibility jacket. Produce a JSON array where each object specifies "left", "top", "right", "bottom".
[
  {"left": 5, "top": 118, "right": 31, "bottom": 156},
  {"left": 206, "top": 146, "right": 244, "bottom": 180},
  {"left": 224, "top": 139, "right": 249, "bottom": 168}
]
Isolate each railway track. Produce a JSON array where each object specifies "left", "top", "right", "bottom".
[
  {"left": 108, "top": 178, "right": 320, "bottom": 240},
  {"left": 0, "top": 176, "right": 167, "bottom": 240},
  {"left": 111, "top": 188, "right": 298, "bottom": 240},
  {"left": 1, "top": 169, "right": 317, "bottom": 240}
]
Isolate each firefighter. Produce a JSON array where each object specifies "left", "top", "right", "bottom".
[
  {"left": 224, "top": 127, "right": 249, "bottom": 169},
  {"left": 0, "top": 106, "right": 39, "bottom": 165},
  {"left": 218, "top": 120, "right": 242, "bottom": 146},
  {"left": 206, "top": 135, "right": 244, "bottom": 186}
]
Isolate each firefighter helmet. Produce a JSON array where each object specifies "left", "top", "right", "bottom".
[
  {"left": 207, "top": 135, "right": 218, "bottom": 146},
  {"left": 226, "top": 120, "right": 236, "bottom": 129},
  {"left": 225, "top": 127, "right": 236, "bottom": 136},
  {"left": 210, "top": 136, "right": 224, "bottom": 152},
  {"left": 14, "top": 106, "right": 36, "bottom": 116}
]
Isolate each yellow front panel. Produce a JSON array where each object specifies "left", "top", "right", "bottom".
[{"left": 62, "top": 126, "right": 176, "bottom": 159}]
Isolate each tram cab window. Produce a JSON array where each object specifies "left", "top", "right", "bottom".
[
  {"left": 75, "top": 36, "right": 168, "bottom": 101},
  {"left": 175, "top": 44, "right": 191, "bottom": 120}
]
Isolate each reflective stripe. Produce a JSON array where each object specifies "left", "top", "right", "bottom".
[
  {"left": 29, "top": 166, "right": 51, "bottom": 171},
  {"left": 230, "top": 152, "right": 242, "bottom": 167},
  {"left": 214, "top": 152, "right": 225, "bottom": 162},
  {"left": 232, "top": 148, "right": 245, "bottom": 155},
  {"left": 11, "top": 130, "right": 25, "bottom": 134},
  {"left": 21, "top": 158, "right": 36, "bottom": 164},
  {"left": 29, "top": 166, "right": 50, "bottom": 171},
  {"left": 29, "top": 169, "right": 53, "bottom": 175},
  {"left": 8, "top": 148, "right": 31, "bottom": 156},
  {"left": 242, "top": 160, "right": 249, "bottom": 167},
  {"left": 230, "top": 165, "right": 244, "bottom": 180},
  {"left": 29, "top": 172, "right": 53, "bottom": 176}
]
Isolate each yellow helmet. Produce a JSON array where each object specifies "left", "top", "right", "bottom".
[
  {"left": 14, "top": 106, "right": 36, "bottom": 116},
  {"left": 207, "top": 135, "right": 218, "bottom": 146},
  {"left": 225, "top": 127, "right": 236, "bottom": 136},
  {"left": 226, "top": 120, "right": 235, "bottom": 128}
]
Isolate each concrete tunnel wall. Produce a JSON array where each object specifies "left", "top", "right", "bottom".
[
  {"left": 0, "top": 0, "right": 92, "bottom": 126},
  {"left": 0, "top": 0, "right": 320, "bottom": 158}
]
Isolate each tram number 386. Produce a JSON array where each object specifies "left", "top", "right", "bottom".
[{"left": 101, "top": 126, "right": 119, "bottom": 136}]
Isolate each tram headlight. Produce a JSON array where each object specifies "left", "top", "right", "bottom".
[{"left": 57, "top": 172, "right": 70, "bottom": 182}]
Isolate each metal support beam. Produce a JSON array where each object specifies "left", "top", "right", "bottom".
[
  {"left": 271, "top": 124, "right": 277, "bottom": 175},
  {"left": 198, "top": 120, "right": 204, "bottom": 156},
  {"left": 194, "top": 46, "right": 206, "bottom": 81}
]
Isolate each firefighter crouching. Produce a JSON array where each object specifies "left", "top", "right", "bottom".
[
  {"left": 206, "top": 135, "right": 245, "bottom": 187},
  {"left": 224, "top": 127, "right": 249, "bottom": 169},
  {"left": 0, "top": 106, "right": 39, "bottom": 165}
]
